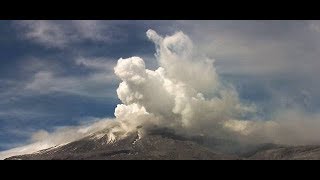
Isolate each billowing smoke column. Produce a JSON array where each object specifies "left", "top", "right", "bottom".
[
  {"left": 113, "top": 29, "right": 255, "bottom": 136},
  {"left": 112, "top": 30, "right": 320, "bottom": 145}
]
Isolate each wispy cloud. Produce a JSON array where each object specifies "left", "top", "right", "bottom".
[
  {"left": 0, "top": 109, "right": 52, "bottom": 120},
  {"left": 25, "top": 57, "right": 118, "bottom": 98},
  {"left": 309, "top": 20, "right": 320, "bottom": 33},
  {"left": 75, "top": 57, "right": 116, "bottom": 71},
  {"left": 14, "top": 20, "right": 124, "bottom": 48},
  {"left": 169, "top": 21, "right": 319, "bottom": 76}
]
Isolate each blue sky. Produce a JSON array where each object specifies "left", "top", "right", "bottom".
[{"left": 1, "top": 20, "right": 320, "bottom": 150}]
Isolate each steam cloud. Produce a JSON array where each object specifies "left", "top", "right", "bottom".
[
  {"left": 2, "top": 29, "right": 320, "bottom": 159},
  {"left": 113, "top": 29, "right": 255, "bottom": 137}
]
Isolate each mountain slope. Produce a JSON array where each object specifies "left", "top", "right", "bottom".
[
  {"left": 5, "top": 130, "right": 238, "bottom": 160},
  {"left": 6, "top": 128, "right": 320, "bottom": 160},
  {"left": 248, "top": 145, "right": 320, "bottom": 160}
]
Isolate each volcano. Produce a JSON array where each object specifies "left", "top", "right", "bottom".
[{"left": 5, "top": 127, "right": 320, "bottom": 160}]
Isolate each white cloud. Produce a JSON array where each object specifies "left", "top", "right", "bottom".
[
  {"left": 113, "top": 29, "right": 255, "bottom": 136},
  {"left": 164, "top": 20, "right": 320, "bottom": 77},
  {"left": 75, "top": 57, "right": 115, "bottom": 71},
  {"left": 25, "top": 57, "right": 118, "bottom": 98},
  {"left": 309, "top": 20, "right": 320, "bottom": 33},
  {"left": 14, "top": 20, "right": 122, "bottom": 48},
  {"left": 0, "top": 109, "right": 51, "bottom": 120},
  {"left": 113, "top": 29, "right": 320, "bottom": 147}
]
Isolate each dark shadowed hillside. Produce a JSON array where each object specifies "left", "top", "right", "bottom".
[
  {"left": 6, "top": 129, "right": 238, "bottom": 160},
  {"left": 6, "top": 128, "right": 320, "bottom": 160}
]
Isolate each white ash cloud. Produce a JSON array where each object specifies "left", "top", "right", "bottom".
[
  {"left": 113, "top": 29, "right": 320, "bottom": 145},
  {"left": 113, "top": 29, "right": 255, "bottom": 136}
]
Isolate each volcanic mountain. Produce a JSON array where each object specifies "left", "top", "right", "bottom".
[{"left": 5, "top": 127, "right": 320, "bottom": 160}]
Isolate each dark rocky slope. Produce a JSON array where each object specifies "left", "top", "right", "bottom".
[
  {"left": 248, "top": 145, "right": 320, "bottom": 160},
  {"left": 6, "top": 128, "right": 320, "bottom": 160},
  {"left": 6, "top": 129, "right": 238, "bottom": 160}
]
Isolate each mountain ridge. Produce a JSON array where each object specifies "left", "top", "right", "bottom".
[{"left": 5, "top": 128, "right": 320, "bottom": 160}]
